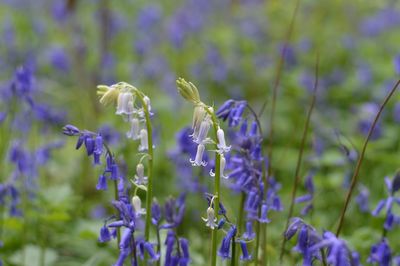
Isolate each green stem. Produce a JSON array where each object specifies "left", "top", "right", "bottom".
[
  {"left": 211, "top": 153, "right": 221, "bottom": 266},
  {"left": 114, "top": 179, "right": 121, "bottom": 245},
  {"left": 234, "top": 192, "right": 246, "bottom": 264},
  {"left": 156, "top": 227, "right": 161, "bottom": 266},
  {"left": 335, "top": 79, "right": 400, "bottom": 237},
  {"left": 206, "top": 107, "right": 221, "bottom": 266},
  {"left": 254, "top": 216, "right": 261, "bottom": 265},
  {"left": 135, "top": 92, "right": 154, "bottom": 243},
  {"left": 231, "top": 236, "right": 236, "bottom": 266}
]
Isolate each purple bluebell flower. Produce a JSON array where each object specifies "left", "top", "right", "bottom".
[
  {"left": 151, "top": 200, "right": 162, "bottom": 226},
  {"left": 99, "top": 225, "right": 111, "bottom": 243},
  {"left": 218, "top": 226, "right": 237, "bottom": 259},
  {"left": 160, "top": 195, "right": 186, "bottom": 229},
  {"left": 258, "top": 203, "right": 270, "bottom": 223},
  {"left": 242, "top": 221, "right": 255, "bottom": 240},
  {"left": 356, "top": 184, "right": 369, "bottom": 213},
  {"left": 144, "top": 242, "right": 160, "bottom": 262},
  {"left": 360, "top": 8, "right": 400, "bottom": 37},
  {"left": 310, "top": 231, "right": 354, "bottom": 266},
  {"left": 179, "top": 238, "right": 190, "bottom": 265},
  {"left": 358, "top": 103, "right": 381, "bottom": 140},
  {"left": 368, "top": 239, "right": 391, "bottom": 266},
  {"left": 216, "top": 100, "right": 235, "bottom": 121},
  {"left": 239, "top": 240, "right": 252, "bottom": 261},
  {"left": 285, "top": 218, "right": 322, "bottom": 265},
  {"left": 295, "top": 173, "right": 315, "bottom": 215},
  {"left": 96, "top": 175, "right": 108, "bottom": 191},
  {"left": 371, "top": 175, "right": 400, "bottom": 230},
  {"left": 48, "top": 46, "right": 70, "bottom": 72}
]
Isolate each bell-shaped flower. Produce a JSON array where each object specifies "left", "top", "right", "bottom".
[
  {"left": 126, "top": 117, "right": 140, "bottom": 140},
  {"left": 240, "top": 240, "right": 252, "bottom": 261},
  {"left": 131, "top": 195, "right": 146, "bottom": 217},
  {"left": 138, "top": 129, "right": 149, "bottom": 151},
  {"left": 190, "top": 144, "right": 207, "bottom": 166},
  {"left": 242, "top": 221, "right": 255, "bottom": 240},
  {"left": 96, "top": 174, "right": 107, "bottom": 190},
  {"left": 191, "top": 105, "right": 206, "bottom": 139},
  {"left": 116, "top": 92, "right": 135, "bottom": 115},
  {"left": 194, "top": 118, "right": 211, "bottom": 144},
  {"left": 210, "top": 154, "right": 228, "bottom": 178},
  {"left": 368, "top": 239, "right": 392, "bottom": 266},
  {"left": 134, "top": 163, "right": 148, "bottom": 185},
  {"left": 216, "top": 127, "right": 231, "bottom": 153},
  {"left": 202, "top": 207, "right": 217, "bottom": 229}
]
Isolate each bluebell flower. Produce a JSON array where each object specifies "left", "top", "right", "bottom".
[
  {"left": 310, "top": 231, "right": 354, "bottom": 266},
  {"left": 371, "top": 175, "right": 400, "bottom": 230},
  {"left": 216, "top": 100, "right": 235, "bottom": 121},
  {"left": 358, "top": 103, "right": 381, "bottom": 140},
  {"left": 151, "top": 200, "right": 162, "bottom": 226},
  {"left": 368, "top": 239, "right": 391, "bottom": 266},
  {"left": 12, "top": 65, "right": 35, "bottom": 100},
  {"left": 48, "top": 46, "right": 70, "bottom": 72},
  {"left": 179, "top": 238, "right": 190, "bottom": 265},
  {"left": 242, "top": 221, "right": 255, "bottom": 240},
  {"left": 218, "top": 226, "right": 237, "bottom": 259},
  {"left": 285, "top": 218, "right": 322, "bottom": 265},
  {"left": 96, "top": 175, "right": 108, "bottom": 191},
  {"left": 239, "top": 240, "right": 252, "bottom": 261},
  {"left": 144, "top": 242, "right": 160, "bottom": 262},
  {"left": 258, "top": 203, "right": 270, "bottom": 223},
  {"left": 160, "top": 195, "right": 186, "bottom": 229},
  {"left": 295, "top": 173, "right": 315, "bottom": 216},
  {"left": 99, "top": 225, "right": 111, "bottom": 243},
  {"left": 355, "top": 184, "right": 370, "bottom": 213}
]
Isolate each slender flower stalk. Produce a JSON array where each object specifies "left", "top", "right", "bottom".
[
  {"left": 176, "top": 78, "right": 226, "bottom": 266},
  {"left": 96, "top": 82, "right": 155, "bottom": 243},
  {"left": 335, "top": 79, "right": 400, "bottom": 237},
  {"left": 280, "top": 53, "right": 319, "bottom": 262}
]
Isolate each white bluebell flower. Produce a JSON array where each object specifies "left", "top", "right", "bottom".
[
  {"left": 126, "top": 117, "right": 140, "bottom": 140},
  {"left": 190, "top": 144, "right": 207, "bottom": 166},
  {"left": 193, "top": 118, "right": 211, "bottom": 144},
  {"left": 216, "top": 127, "right": 231, "bottom": 153},
  {"left": 191, "top": 105, "right": 206, "bottom": 139},
  {"left": 210, "top": 154, "right": 228, "bottom": 179},
  {"left": 138, "top": 129, "right": 149, "bottom": 151},
  {"left": 134, "top": 163, "right": 148, "bottom": 185},
  {"left": 131, "top": 195, "right": 146, "bottom": 217},
  {"left": 202, "top": 207, "right": 217, "bottom": 229},
  {"left": 116, "top": 92, "right": 135, "bottom": 115}
]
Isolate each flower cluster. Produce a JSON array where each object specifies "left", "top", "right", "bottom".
[
  {"left": 100, "top": 195, "right": 160, "bottom": 266},
  {"left": 97, "top": 82, "right": 153, "bottom": 152},
  {"left": 151, "top": 195, "right": 190, "bottom": 266},
  {"left": 62, "top": 125, "right": 118, "bottom": 191},
  {"left": 285, "top": 218, "right": 361, "bottom": 266}
]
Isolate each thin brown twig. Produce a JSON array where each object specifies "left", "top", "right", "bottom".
[
  {"left": 335, "top": 79, "right": 400, "bottom": 237},
  {"left": 279, "top": 53, "right": 320, "bottom": 263}
]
